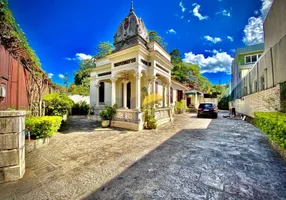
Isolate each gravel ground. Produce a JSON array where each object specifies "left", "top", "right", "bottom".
[{"left": 0, "top": 113, "right": 286, "bottom": 200}]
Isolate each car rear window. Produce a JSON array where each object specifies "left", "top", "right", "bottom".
[{"left": 199, "top": 103, "right": 214, "bottom": 109}]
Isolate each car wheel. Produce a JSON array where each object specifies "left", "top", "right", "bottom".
[{"left": 213, "top": 114, "right": 218, "bottom": 119}]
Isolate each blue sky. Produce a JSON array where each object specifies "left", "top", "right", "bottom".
[{"left": 8, "top": 0, "right": 273, "bottom": 85}]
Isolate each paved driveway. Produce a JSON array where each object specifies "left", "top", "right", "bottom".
[{"left": 1, "top": 113, "right": 286, "bottom": 200}]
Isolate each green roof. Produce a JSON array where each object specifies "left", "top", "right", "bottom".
[{"left": 236, "top": 43, "right": 264, "bottom": 55}]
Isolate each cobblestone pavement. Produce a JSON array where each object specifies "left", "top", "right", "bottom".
[{"left": 1, "top": 113, "right": 286, "bottom": 200}]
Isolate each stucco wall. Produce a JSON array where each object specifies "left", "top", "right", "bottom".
[{"left": 264, "top": 0, "right": 286, "bottom": 51}]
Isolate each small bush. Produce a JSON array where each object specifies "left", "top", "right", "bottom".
[
  {"left": 26, "top": 116, "right": 62, "bottom": 139},
  {"left": 143, "top": 108, "right": 157, "bottom": 129},
  {"left": 254, "top": 112, "right": 286, "bottom": 149},
  {"left": 175, "top": 100, "right": 187, "bottom": 114},
  {"left": 43, "top": 93, "right": 74, "bottom": 116},
  {"left": 72, "top": 101, "right": 90, "bottom": 115},
  {"left": 99, "top": 104, "right": 117, "bottom": 120}
]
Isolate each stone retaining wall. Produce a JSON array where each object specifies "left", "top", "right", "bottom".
[
  {"left": 0, "top": 110, "right": 26, "bottom": 183},
  {"left": 230, "top": 84, "right": 281, "bottom": 118}
]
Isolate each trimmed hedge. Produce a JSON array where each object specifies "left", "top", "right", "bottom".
[
  {"left": 26, "top": 116, "right": 62, "bottom": 139},
  {"left": 254, "top": 112, "right": 286, "bottom": 149}
]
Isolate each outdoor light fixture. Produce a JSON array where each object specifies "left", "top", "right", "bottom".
[{"left": 0, "top": 85, "right": 6, "bottom": 98}]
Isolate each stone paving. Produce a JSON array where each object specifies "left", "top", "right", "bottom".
[{"left": 0, "top": 113, "right": 286, "bottom": 199}]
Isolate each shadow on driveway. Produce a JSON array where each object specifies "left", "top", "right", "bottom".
[{"left": 82, "top": 115, "right": 286, "bottom": 200}]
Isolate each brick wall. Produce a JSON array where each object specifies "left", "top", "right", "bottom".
[{"left": 230, "top": 84, "right": 281, "bottom": 118}]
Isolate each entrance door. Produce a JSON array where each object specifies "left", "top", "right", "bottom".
[
  {"left": 127, "top": 82, "right": 131, "bottom": 109},
  {"left": 99, "top": 82, "right": 105, "bottom": 103},
  {"left": 187, "top": 98, "right": 191, "bottom": 107}
]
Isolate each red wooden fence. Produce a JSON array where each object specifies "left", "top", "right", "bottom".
[{"left": 0, "top": 45, "right": 30, "bottom": 110}]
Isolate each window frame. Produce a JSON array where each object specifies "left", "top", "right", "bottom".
[{"left": 244, "top": 54, "right": 261, "bottom": 64}]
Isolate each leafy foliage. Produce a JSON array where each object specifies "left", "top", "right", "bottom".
[
  {"left": 25, "top": 116, "right": 62, "bottom": 139},
  {"left": 43, "top": 93, "right": 74, "bottom": 116},
  {"left": 143, "top": 108, "right": 157, "bottom": 129},
  {"left": 174, "top": 100, "right": 188, "bottom": 114},
  {"left": 0, "top": 0, "right": 41, "bottom": 68},
  {"left": 72, "top": 101, "right": 90, "bottom": 115},
  {"left": 281, "top": 82, "right": 286, "bottom": 113},
  {"left": 148, "top": 30, "right": 168, "bottom": 49},
  {"left": 170, "top": 49, "right": 213, "bottom": 93},
  {"left": 99, "top": 104, "right": 118, "bottom": 120},
  {"left": 254, "top": 112, "right": 286, "bottom": 149},
  {"left": 95, "top": 41, "right": 115, "bottom": 59}
]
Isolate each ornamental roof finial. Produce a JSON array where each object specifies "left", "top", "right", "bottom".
[{"left": 130, "top": 1, "right": 134, "bottom": 12}]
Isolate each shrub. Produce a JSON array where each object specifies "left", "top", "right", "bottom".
[
  {"left": 43, "top": 93, "right": 74, "bottom": 116},
  {"left": 99, "top": 104, "right": 117, "bottom": 120},
  {"left": 254, "top": 112, "right": 286, "bottom": 149},
  {"left": 25, "top": 116, "right": 62, "bottom": 139},
  {"left": 72, "top": 101, "right": 90, "bottom": 115},
  {"left": 175, "top": 100, "right": 187, "bottom": 114},
  {"left": 143, "top": 108, "right": 157, "bottom": 129}
]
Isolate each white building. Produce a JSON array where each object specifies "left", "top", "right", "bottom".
[{"left": 90, "top": 4, "right": 189, "bottom": 130}]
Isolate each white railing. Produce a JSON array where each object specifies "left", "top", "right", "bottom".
[
  {"left": 153, "top": 108, "right": 170, "bottom": 121},
  {"left": 113, "top": 109, "right": 142, "bottom": 123}
]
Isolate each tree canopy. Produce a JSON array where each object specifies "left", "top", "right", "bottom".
[
  {"left": 148, "top": 30, "right": 167, "bottom": 49},
  {"left": 95, "top": 41, "right": 115, "bottom": 59},
  {"left": 0, "top": 0, "right": 41, "bottom": 68},
  {"left": 170, "top": 48, "right": 213, "bottom": 93}
]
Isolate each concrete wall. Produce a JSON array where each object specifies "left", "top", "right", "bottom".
[
  {"left": 264, "top": 0, "right": 286, "bottom": 51},
  {"left": 230, "top": 84, "right": 280, "bottom": 118},
  {"left": 69, "top": 95, "right": 90, "bottom": 104},
  {"left": 0, "top": 110, "right": 26, "bottom": 183}
]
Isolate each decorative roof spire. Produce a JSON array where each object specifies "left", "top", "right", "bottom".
[{"left": 130, "top": 1, "right": 134, "bottom": 12}]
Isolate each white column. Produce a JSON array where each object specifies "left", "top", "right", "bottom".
[
  {"left": 166, "top": 83, "right": 171, "bottom": 107},
  {"left": 95, "top": 83, "right": 100, "bottom": 107},
  {"left": 195, "top": 92, "right": 198, "bottom": 108},
  {"left": 163, "top": 84, "right": 166, "bottom": 108},
  {"left": 122, "top": 80, "right": 129, "bottom": 109},
  {"left": 110, "top": 77, "right": 117, "bottom": 106},
  {"left": 135, "top": 72, "right": 142, "bottom": 110},
  {"left": 151, "top": 76, "right": 157, "bottom": 108}
]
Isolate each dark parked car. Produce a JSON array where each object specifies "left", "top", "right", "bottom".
[{"left": 197, "top": 103, "right": 218, "bottom": 118}]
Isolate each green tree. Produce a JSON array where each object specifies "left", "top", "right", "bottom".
[
  {"left": 95, "top": 41, "right": 114, "bottom": 59},
  {"left": 170, "top": 49, "right": 182, "bottom": 63},
  {"left": 148, "top": 30, "right": 168, "bottom": 49}
]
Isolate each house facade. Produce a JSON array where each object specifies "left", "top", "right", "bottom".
[
  {"left": 229, "top": 0, "right": 286, "bottom": 117},
  {"left": 231, "top": 43, "right": 264, "bottom": 92},
  {"left": 89, "top": 5, "right": 188, "bottom": 130}
]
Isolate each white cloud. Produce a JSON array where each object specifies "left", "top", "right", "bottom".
[
  {"left": 254, "top": 10, "right": 259, "bottom": 15},
  {"left": 59, "top": 74, "right": 65, "bottom": 79},
  {"left": 227, "top": 36, "right": 234, "bottom": 42},
  {"left": 48, "top": 73, "right": 54, "bottom": 78},
  {"left": 166, "top": 29, "right": 177, "bottom": 35},
  {"left": 184, "top": 51, "right": 233, "bottom": 74},
  {"left": 179, "top": 2, "right": 186, "bottom": 12},
  {"left": 192, "top": 3, "right": 209, "bottom": 20},
  {"left": 205, "top": 49, "right": 221, "bottom": 54},
  {"left": 216, "top": 9, "right": 231, "bottom": 17},
  {"left": 65, "top": 53, "right": 92, "bottom": 61},
  {"left": 204, "top": 35, "right": 222, "bottom": 44},
  {"left": 242, "top": 0, "right": 273, "bottom": 45},
  {"left": 222, "top": 10, "right": 231, "bottom": 17},
  {"left": 75, "top": 53, "right": 92, "bottom": 60}
]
